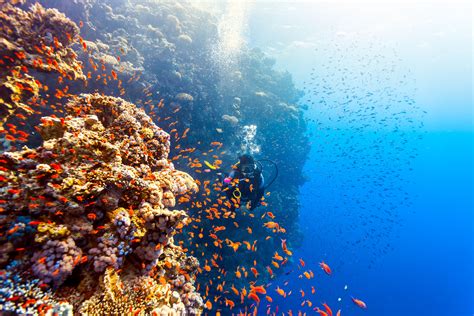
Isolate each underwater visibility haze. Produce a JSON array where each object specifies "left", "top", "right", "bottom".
[{"left": 0, "top": 0, "right": 472, "bottom": 315}]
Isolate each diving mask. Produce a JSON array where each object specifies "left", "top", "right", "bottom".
[{"left": 241, "top": 163, "right": 256, "bottom": 177}]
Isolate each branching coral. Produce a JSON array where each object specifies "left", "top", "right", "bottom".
[{"left": 0, "top": 94, "right": 203, "bottom": 314}]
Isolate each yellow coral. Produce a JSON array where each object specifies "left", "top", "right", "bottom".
[
  {"left": 0, "top": 68, "right": 38, "bottom": 128},
  {"left": 35, "top": 223, "right": 70, "bottom": 243},
  {"left": 131, "top": 215, "right": 147, "bottom": 238},
  {"left": 103, "top": 267, "right": 123, "bottom": 302},
  {"left": 141, "top": 127, "right": 154, "bottom": 139}
]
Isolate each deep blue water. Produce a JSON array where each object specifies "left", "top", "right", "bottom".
[
  {"left": 298, "top": 131, "right": 473, "bottom": 315},
  {"left": 264, "top": 130, "right": 473, "bottom": 315},
  {"left": 245, "top": 2, "right": 472, "bottom": 314}
]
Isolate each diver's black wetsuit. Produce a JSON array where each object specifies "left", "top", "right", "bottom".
[{"left": 223, "top": 168, "right": 265, "bottom": 211}]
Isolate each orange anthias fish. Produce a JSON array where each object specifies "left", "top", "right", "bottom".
[
  {"left": 273, "top": 252, "right": 284, "bottom": 261},
  {"left": 263, "top": 221, "right": 280, "bottom": 229},
  {"left": 280, "top": 238, "right": 288, "bottom": 250},
  {"left": 235, "top": 270, "right": 242, "bottom": 278},
  {"left": 250, "top": 285, "right": 266, "bottom": 295},
  {"left": 250, "top": 267, "right": 259, "bottom": 278},
  {"left": 322, "top": 302, "right": 333, "bottom": 316},
  {"left": 266, "top": 266, "right": 274, "bottom": 277},
  {"left": 319, "top": 261, "right": 332, "bottom": 275},
  {"left": 225, "top": 298, "right": 235, "bottom": 309},
  {"left": 248, "top": 292, "right": 260, "bottom": 304},
  {"left": 230, "top": 284, "right": 239, "bottom": 296},
  {"left": 352, "top": 297, "right": 367, "bottom": 309},
  {"left": 275, "top": 287, "right": 286, "bottom": 297},
  {"left": 315, "top": 308, "right": 328, "bottom": 316}
]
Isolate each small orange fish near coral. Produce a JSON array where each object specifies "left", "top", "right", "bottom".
[
  {"left": 251, "top": 285, "right": 266, "bottom": 295},
  {"left": 315, "top": 307, "right": 328, "bottom": 316},
  {"left": 250, "top": 267, "right": 259, "bottom": 277},
  {"left": 281, "top": 238, "right": 288, "bottom": 251},
  {"left": 322, "top": 302, "right": 333, "bottom": 316},
  {"left": 275, "top": 286, "right": 286, "bottom": 297},
  {"left": 87, "top": 213, "right": 96, "bottom": 220}
]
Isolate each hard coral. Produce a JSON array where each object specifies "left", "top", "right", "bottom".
[
  {"left": 0, "top": 265, "right": 73, "bottom": 315},
  {"left": 0, "top": 2, "right": 84, "bottom": 128},
  {"left": 0, "top": 94, "right": 202, "bottom": 314}
]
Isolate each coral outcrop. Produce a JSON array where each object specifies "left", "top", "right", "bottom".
[
  {"left": 0, "top": 94, "right": 203, "bottom": 315},
  {"left": 0, "top": 2, "right": 85, "bottom": 128}
]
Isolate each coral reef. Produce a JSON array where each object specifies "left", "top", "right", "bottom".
[
  {"left": 0, "top": 94, "right": 203, "bottom": 314},
  {"left": 0, "top": 2, "right": 85, "bottom": 128},
  {"left": 0, "top": 263, "right": 73, "bottom": 315}
]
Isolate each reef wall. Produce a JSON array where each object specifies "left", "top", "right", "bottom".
[{"left": 0, "top": 3, "right": 203, "bottom": 315}]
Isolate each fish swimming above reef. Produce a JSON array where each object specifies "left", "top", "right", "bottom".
[{"left": 0, "top": 94, "right": 203, "bottom": 315}]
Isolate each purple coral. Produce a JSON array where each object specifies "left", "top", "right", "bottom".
[
  {"left": 89, "top": 234, "right": 123, "bottom": 273},
  {"left": 31, "top": 237, "right": 82, "bottom": 286}
]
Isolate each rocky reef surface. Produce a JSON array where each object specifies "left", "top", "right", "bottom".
[
  {"left": 0, "top": 1, "right": 85, "bottom": 130},
  {"left": 0, "top": 93, "right": 203, "bottom": 315}
]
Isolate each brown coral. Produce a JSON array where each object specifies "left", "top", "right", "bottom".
[{"left": 0, "top": 2, "right": 85, "bottom": 128}]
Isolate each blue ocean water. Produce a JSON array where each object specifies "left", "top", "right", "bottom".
[
  {"left": 294, "top": 131, "right": 473, "bottom": 316},
  {"left": 247, "top": 1, "right": 473, "bottom": 315}
]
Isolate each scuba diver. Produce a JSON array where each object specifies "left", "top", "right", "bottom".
[{"left": 222, "top": 154, "right": 277, "bottom": 211}]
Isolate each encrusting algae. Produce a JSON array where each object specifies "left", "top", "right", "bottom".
[{"left": 0, "top": 93, "right": 203, "bottom": 314}]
